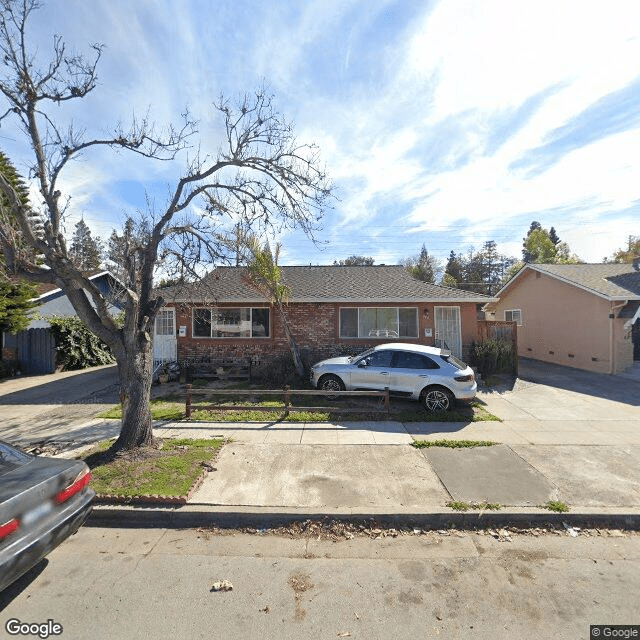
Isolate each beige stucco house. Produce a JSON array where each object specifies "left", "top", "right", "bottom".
[{"left": 487, "top": 261, "right": 640, "bottom": 375}]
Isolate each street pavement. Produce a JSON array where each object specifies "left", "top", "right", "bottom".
[
  {"left": 3, "top": 526, "right": 639, "bottom": 640},
  {"left": 1, "top": 359, "right": 639, "bottom": 528}
]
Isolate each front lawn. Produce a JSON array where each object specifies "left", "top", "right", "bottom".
[
  {"left": 97, "top": 384, "right": 500, "bottom": 423},
  {"left": 83, "top": 438, "right": 224, "bottom": 499}
]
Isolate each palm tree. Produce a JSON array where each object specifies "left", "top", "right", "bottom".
[{"left": 246, "top": 239, "right": 305, "bottom": 377}]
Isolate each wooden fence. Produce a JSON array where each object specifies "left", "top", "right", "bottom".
[
  {"left": 184, "top": 385, "right": 390, "bottom": 418},
  {"left": 476, "top": 320, "right": 518, "bottom": 375}
]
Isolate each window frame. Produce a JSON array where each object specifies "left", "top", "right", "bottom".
[
  {"left": 339, "top": 307, "right": 419, "bottom": 339},
  {"left": 504, "top": 309, "right": 523, "bottom": 326},
  {"left": 192, "top": 306, "right": 271, "bottom": 339}
]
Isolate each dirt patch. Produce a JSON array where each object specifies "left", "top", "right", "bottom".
[{"left": 288, "top": 572, "right": 314, "bottom": 622}]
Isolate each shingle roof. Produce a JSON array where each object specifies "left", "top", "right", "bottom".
[
  {"left": 528, "top": 263, "right": 640, "bottom": 299},
  {"left": 496, "top": 263, "right": 640, "bottom": 300},
  {"left": 160, "top": 265, "right": 495, "bottom": 304}
]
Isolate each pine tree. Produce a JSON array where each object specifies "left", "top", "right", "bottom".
[
  {"left": 444, "top": 250, "right": 464, "bottom": 286},
  {"left": 403, "top": 245, "right": 441, "bottom": 283},
  {"left": 69, "top": 219, "right": 103, "bottom": 270},
  {"left": 0, "top": 150, "right": 38, "bottom": 332},
  {"left": 522, "top": 221, "right": 542, "bottom": 262}
]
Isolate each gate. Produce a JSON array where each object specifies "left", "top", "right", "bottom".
[
  {"left": 13, "top": 328, "right": 57, "bottom": 375},
  {"left": 477, "top": 320, "right": 518, "bottom": 375}
]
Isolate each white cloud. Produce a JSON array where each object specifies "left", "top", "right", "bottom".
[{"left": 5, "top": 0, "right": 640, "bottom": 266}]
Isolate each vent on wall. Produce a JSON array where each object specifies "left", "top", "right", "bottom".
[
  {"left": 568, "top": 354, "right": 575, "bottom": 358},
  {"left": 549, "top": 350, "right": 554, "bottom": 355}
]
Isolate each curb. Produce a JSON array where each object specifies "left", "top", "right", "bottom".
[{"left": 87, "top": 504, "right": 640, "bottom": 530}]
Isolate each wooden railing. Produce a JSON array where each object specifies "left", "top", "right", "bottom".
[{"left": 184, "top": 384, "right": 390, "bottom": 418}]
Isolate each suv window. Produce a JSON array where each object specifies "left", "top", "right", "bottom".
[
  {"left": 440, "top": 354, "right": 467, "bottom": 370},
  {"left": 361, "top": 350, "right": 394, "bottom": 367},
  {"left": 394, "top": 351, "right": 440, "bottom": 370}
]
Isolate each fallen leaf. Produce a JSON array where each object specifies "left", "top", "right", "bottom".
[{"left": 211, "top": 580, "right": 233, "bottom": 592}]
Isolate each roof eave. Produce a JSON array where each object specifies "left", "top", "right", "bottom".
[{"left": 165, "top": 296, "right": 497, "bottom": 304}]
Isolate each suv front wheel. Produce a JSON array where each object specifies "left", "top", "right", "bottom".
[
  {"left": 318, "top": 374, "right": 345, "bottom": 400},
  {"left": 421, "top": 386, "right": 454, "bottom": 413}
]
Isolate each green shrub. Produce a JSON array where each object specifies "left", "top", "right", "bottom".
[
  {"left": 472, "top": 339, "right": 514, "bottom": 378},
  {"left": 48, "top": 315, "right": 115, "bottom": 371}
]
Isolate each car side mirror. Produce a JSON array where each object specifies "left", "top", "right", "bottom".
[{"left": 358, "top": 360, "right": 368, "bottom": 368}]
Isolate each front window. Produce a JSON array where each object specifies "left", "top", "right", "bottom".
[
  {"left": 193, "top": 307, "right": 270, "bottom": 338},
  {"left": 340, "top": 307, "right": 418, "bottom": 339},
  {"left": 155, "top": 309, "right": 175, "bottom": 336}
]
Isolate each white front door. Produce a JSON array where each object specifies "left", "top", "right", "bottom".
[
  {"left": 154, "top": 308, "right": 177, "bottom": 362},
  {"left": 434, "top": 306, "right": 462, "bottom": 357}
]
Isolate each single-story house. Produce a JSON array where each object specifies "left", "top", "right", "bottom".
[
  {"left": 2, "top": 271, "right": 123, "bottom": 375},
  {"left": 486, "top": 261, "right": 640, "bottom": 375},
  {"left": 155, "top": 265, "right": 496, "bottom": 368}
]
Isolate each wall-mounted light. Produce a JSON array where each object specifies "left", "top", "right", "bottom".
[{"left": 423, "top": 308, "right": 430, "bottom": 320}]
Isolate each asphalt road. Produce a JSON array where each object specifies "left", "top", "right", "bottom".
[{"left": 1, "top": 526, "right": 638, "bottom": 639}]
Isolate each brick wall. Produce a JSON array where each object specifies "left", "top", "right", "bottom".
[{"left": 169, "top": 301, "right": 480, "bottom": 368}]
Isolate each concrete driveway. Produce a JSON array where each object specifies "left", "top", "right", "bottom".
[{"left": 0, "top": 364, "right": 120, "bottom": 447}]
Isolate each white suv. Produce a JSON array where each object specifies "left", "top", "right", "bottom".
[{"left": 310, "top": 343, "right": 476, "bottom": 412}]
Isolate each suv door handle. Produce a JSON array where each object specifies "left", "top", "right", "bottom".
[{"left": 379, "top": 371, "right": 390, "bottom": 375}]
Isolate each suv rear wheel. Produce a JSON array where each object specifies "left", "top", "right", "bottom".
[{"left": 421, "top": 386, "right": 454, "bottom": 413}]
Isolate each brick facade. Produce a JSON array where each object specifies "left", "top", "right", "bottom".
[{"left": 168, "top": 300, "right": 480, "bottom": 368}]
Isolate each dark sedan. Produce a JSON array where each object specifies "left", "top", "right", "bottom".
[{"left": 0, "top": 440, "right": 95, "bottom": 592}]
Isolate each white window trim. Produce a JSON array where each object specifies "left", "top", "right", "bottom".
[
  {"left": 192, "top": 306, "right": 271, "bottom": 339},
  {"left": 505, "top": 309, "right": 523, "bottom": 326},
  {"left": 339, "top": 307, "right": 419, "bottom": 339}
]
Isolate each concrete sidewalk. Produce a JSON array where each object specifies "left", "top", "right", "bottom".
[{"left": 75, "top": 415, "right": 640, "bottom": 530}]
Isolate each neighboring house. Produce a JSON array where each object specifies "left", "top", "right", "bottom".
[
  {"left": 2, "top": 271, "right": 123, "bottom": 375},
  {"left": 155, "top": 265, "right": 495, "bottom": 368},
  {"left": 486, "top": 261, "right": 640, "bottom": 375}
]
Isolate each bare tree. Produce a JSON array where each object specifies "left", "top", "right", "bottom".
[{"left": 0, "top": 0, "right": 331, "bottom": 451}]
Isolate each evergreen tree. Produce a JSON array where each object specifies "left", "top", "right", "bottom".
[
  {"left": 106, "top": 217, "right": 151, "bottom": 285},
  {"left": 444, "top": 250, "right": 464, "bottom": 286},
  {"left": 610, "top": 236, "right": 640, "bottom": 263},
  {"left": 0, "top": 150, "right": 43, "bottom": 256},
  {"left": 522, "top": 221, "right": 542, "bottom": 262},
  {"left": 69, "top": 219, "right": 103, "bottom": 270},
  {"left": 0, "top": 275, "right": 37, "bottom": 333},
  {"left": 517, "top": 221, "right": 580, "bottom": 268},
  {"left": 402, "top": 245, "right": 441, "bottom": 283},
  {"left": 0, "top": 150, "right": 38, "bottom": 331}
]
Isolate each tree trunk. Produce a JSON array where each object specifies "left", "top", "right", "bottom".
[
  {"left": 278, "top": 302, "right": 305, "bottom": 378},
  {"left": 113, "top": 341, "right": 154, "bottom": 451}
]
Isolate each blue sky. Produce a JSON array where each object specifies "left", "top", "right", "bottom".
[{"left": 2, "top": 0, "right": 640, "bottom": 266}]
